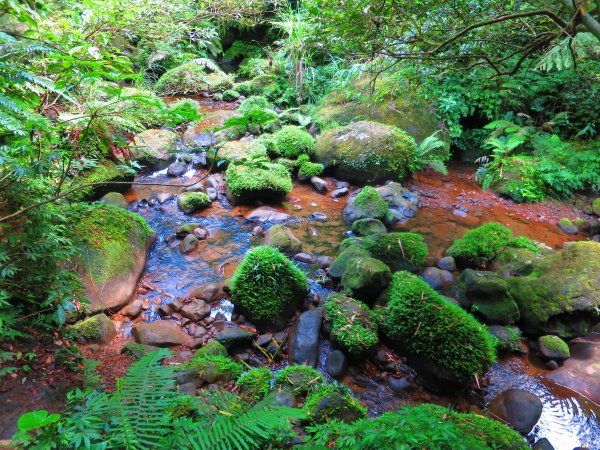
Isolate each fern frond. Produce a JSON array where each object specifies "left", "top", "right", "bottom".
[{"left": 191, "top": 57, "right": 224, "bottom": 74}]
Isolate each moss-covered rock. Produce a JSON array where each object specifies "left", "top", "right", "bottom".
[
  {"left": 487, "top": 326, "right": 523, "bottom": 354},
  {"left": 487, "top": 155, "right": 546, "bottom": 203},
  {"left": 446, "top": 222, "right": 513, "bottom": 268},
  {"left": 328, "top": 245, "right": 371, "bottom": 279},
  {"left": 351, "top": 218, "right": 386, "bottom": 236},
  {"left": 557, "top": 217, "right": 586, "bottom": 235},
  {"left": 507, "top": 241, "right": 600, "bottom": 338},
  {"left": 71, "top": 161, "right": 134, "bottom": 202},
  {"left": 129, "top": 129, "right": 178, "bottom": 165},
  {"left": 194, "top": 340, "right": 228, "bottom": 358},
  {"left": 344, "top": 186, "right": 388, "bottom": 222},
  {"left": 538, "top": 335, "right": 570, "bottom": 361},
  {"left": 298, "top": 161, "right": 324, "bottom": 178},
  {"left": 325, "top": 294, "right": 378, "bottom": 359},
  {"left": 71, "top": 204, "right": 155, "bottom": 312},
  {"left": 304, "top": 384, "right": 367, "bottom": 424},
  {"left": 490, "top": 246, "right": 549, "bottom": 276},
  {"left": 236, "top": 367, "right": 272, "bottom": 400},
  {"left": 459, "top": 269, "right": 520, "bottom": 325},
  {"left": 314, "top": 121, "right": 417, "bottom": 185},
  {"left": 70, "top": 313, "right": 116, "bottom": 343},
  {"left": 264, "top": 224, "right": 303, "bottom": 254},
  {"left": 351, "top": 232, "right": 428, "bottom": 272},
  {"left": 177, "top": 354, "right": 243, "bottom": 383},
  {"left": 235, "top": 74, "right": 280, "bottom": 98},
  {"left": 222, "top": 89, "right": 240, "bottom": 101},
  {"left": 231, "top": 246, "right": 308, "bottom": 330},
  {"left": 121, "top": 342, "right": 159, "bottom": 360},
  {"left": 177, "top": 192, "right": 211, "bottom": 214},
  {"left": 155, "top": 61, "right": 231, "bottom": 95},
  {"left": 271, "top": 126, "right": 316, "bottom": 158},
  {"left": 100, "top": 192, "right": 127, "bottom": 209},
  {"left": 592, "top": 198, "right": 600, "bottom": 217},
  {"left": 274, "top": 365, "right": 323, "bottom": 398},
  {"left": 377, "top": 271, "right": 496, "bottom": 386},
  {"left": 225, "top": 162, "right": 292, "bottom": 204},
  {"left": 341, "top": 257, "right": 391, "bottom": 303}
]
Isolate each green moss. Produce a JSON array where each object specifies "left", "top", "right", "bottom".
[
  {"left": 351, "top": 218, "right": 386, "bottom": 236},
  {"left": 378, "top": 271, "right": 496, "bottom": 385},
  {"left": 177, "top": 192, "right": 211, "bottom": 214},
  {"left": 237, "top": 96, "right": 272, "bottom": 115},
  {"left": 341, "top": 256, "right": 391, "bottom": 302},
  {"left": 71, "top": 160, "right": 134, "bottom": 202},
  {"left": 592, "top": 198, "right": 600, "bottom": 216},
  {"left": 155, "top": 61, "right": 209, "bottom": 95},
  {"left": 71, "top": 203, "right": 153, "bottom": 286},
  {"left": 352, "top": 187, "right": 388, "bottom": 220},
  {"left": 304, "top": 384, "right": 367, "bottom": 424},
  {"left": 71, "top": 315, "right": 104, "bottom": 340},
  {"left": 166, "top": 395, "right": 197, "bottom": 419},
  {"left": 298, "top": 161, "right": 324, "bottom": 178},
  {"left": 274, "top": 365, "right": 323, "bottom": 398},
  {"left": 274, "top": 157, "right": 297, "bottom": 173},
  {"left": 222, "top": 89, "right": 240, "bottom": 101},
  {"left": 176, "top": 354, "right": 243, "bottom": 382},
  {"left": 235, "top": 74, "right": 280, "bottom": 97},
  {"left": 325, "top": 294, "right": 378, "bottom": 359},
  {"left": 507, "top": 236, "right": 541, "bottom": 253},
  {"left": 194, "top": 340, "right": 228, "bottom": 358},
  {"left": 271, "top": 126, "right": 316, "bottom": 158},
  {"left": 231, "top": 246, "right": 308, "bottom": 328},
  {"left": 236, "top": 367, "right": 272, "bottom": 400},
  {"left": 225, "top": 162, "right": 292, "bottom": 203},
  {"left": 328, "top": 245, "right": 371, "bottom": 279},
  {"left": 446, "top": 222, "right": 513, "bottom": 268},
  {"left": 210, "top": 140, "right": 268, "bottom": 169},
  {"left": 356, "top": 232, "right": 428, "bottom": 272},
  {"left": 539, "top": 335, "right": 570, "bottom": 355}
]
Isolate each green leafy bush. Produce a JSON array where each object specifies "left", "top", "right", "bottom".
[
  {"left": 231, "top": 246, "right": 308, "bottom": 329},
  {"left": 377, "top": 271, "right": 496, "bottom": 385},
  {"left": 237, "top": 96, "right": 273, "bottom": 115},
  {"left": 177, "top": 354, "right": 243, "bottom": 381},
  {"left": 325, "top": 294, "right": 378, "bottom": 359},
  {"left": 166, "top": 99, "right": 202, "bottom": 126},
  {"left": 275, "top": 365, "right": 323, "bottom": 398},
  {"left": 224, "top": 41, "right": 263, "bottom": 60},
  {"left": 271, "top": 126, "right": 316, "bottom": 158},
  {"left": 222, "top": 89, "right": 241, "bottom": 101},
  {"left": 446, "top": 222, "right": 512, "bottom": 268},
  {"left": 238, "top": 58, "right": 271, "bottom": 79}
]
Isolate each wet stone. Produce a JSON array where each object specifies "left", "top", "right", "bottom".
[
  {"left": 167, "top": 161, "right": 188, "bottom": 177},
  {"left": 121, "top": 299, "right": 143, "bottom": 318},
  {"left": 532, "top": 438, "right": 555, "bottom": 450},
  {"left": 388, "top": 376, "right": 411, "bottom": 394},
  {"left": 181, "top": 299, "right": 211, "bottom": 322},
  {"left": 293, "top": 253, "right": 316, "bottom": 264},
  {"left": 310, "top": 176, "right": 328, "bottom": 194},
  {"left": 331, "top": 187, "right": 349, "bottom": 198},
  {"left": 545, "top": 360, "right": 559, "bottom": 370},
  {"left": 452, "top": 209, "right": 468, "bottom": 218},
  {"left": 178, "top": 382, "right": 197, "bottom": 397},
  {"left": 310, "top": 212, "right": 327, "bottom": 220},
  {"left": 437, "top": 256, "right": 456, "bottom": 271},
  {"left": 490, "top": 388, "right": 543, "bottom": 434},
  {"left": 325, "top": 350, "right": 347, "bottom": 379},
  {"left": 179, "top": 234, "right": 199, "bottom": 254}
]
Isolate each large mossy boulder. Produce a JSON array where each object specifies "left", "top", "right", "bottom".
[
  {"left": 71, "top": 161, "right": 134, "bottom": 201},
  {"left": 343, "top": 186, "right": 388, "bottom": 223},
  {"left": 155, "top": 61, "right": 232, "bottom": 95},
  {"left": 72, "top": 204, "right": 155, "bottom": 312},
  {"left": 270, "top": 125, "right": 316, "bottom": 158},
  {"left": 507, "top": 241, "right": 600, "bottom": 338},
  {"left": 325, "top": 294, "right": 378, "bottom": 359},
  {"left": 347, "top": 232, "right": 428, "bottom": 272},
  {"left": 231, "top": 246, "right": 308, "bottom": 330},
  {"left": 459, "top": 269, "right": 520, "bottom": 325},
  {"left": 129, "top": 129, "right": 178, "bottom": 165},
  {"left": 446, "top": 222, "right": 513, "bottom": 268},
  {"left": 377, "top": 271, "right": 496, "bottom": 386},
  {"left": 225, "top": 162, "right": 292, "bottom": 204},
  {"left": 328, "top": 245, "right": 371, "bottom": 279},
  {"left": 341, "top": 256, "right": 391, "bottom": 302},
  {"left": 314, "top": 121, "right": 417, "bottom": 185},
  {"left": 264, "top": 224, "right": 303, "bottom": 254}
]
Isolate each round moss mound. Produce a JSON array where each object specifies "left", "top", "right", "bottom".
[
  {"left": 222, "top": 89, "right": 241, "bottom": 101},
  {"left": 236, "top": 367, "right": 272, "bottom": 400},
  {"left": 155, "top": 61, "right": 209, "bottom": 95},
  {"left": 355, "top": 232, "right": 428, "bottom": 272},
  {"left": 325, "top": 294, "right": 378, "bottom": 359},
  {"left": 446, "top": 222, "right": 513, "bottom": 268},
  {"left": 298, "top": 161, "right": 324, "bottom": 178},
  {"left": 237, "top": 95, "right": 272, "bottom": 115},
  {"left": 377, "top": 271, "right": 496, "bottom": 386},
  {"left": 271, "top": 126, "right": 316, "bottom": 158},
  {"left": 341, "top": 256, "right": 391, "bottom": 302},
  {"left": 305, "top": 403, "right": 527, "bottom": 449},
  {"left": 304, "top": 384, "right": 367, "bottom": 424},
  {"left": 177, "top": 192, "right": 211, "bottom": 214},
  {"left": 274, "top": 365, "right": 324, "bottom": 398},
  {"left": 351, "top": 186, "right": 388, "bottom": 221},
  {"left": 231, "top": 246, "right": 308, "bottom": 329},
  {"left": 176, "top": 354, "right": 243, "bottom": 383},
  {"left": 226, "top": 162, "right": 292, "bottom": 204},
  {"left": 314, "top": 121, "right": 418, "bottom": 185}
]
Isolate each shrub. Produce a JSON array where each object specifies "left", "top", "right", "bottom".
[
  {"left": 446, "top": 222, "right": 512, "bottom": 268},
  {"left": 231, "top": 246, "right": 308, "bottom": 329},
  {"left": 222, "top": 89, "right": 241, "bottom": 101},
  {"left": 298, "top": 161, "right": 324, "bottom": 178},
  {"left": 238, "top": 57, "right": 271, "bottom": 79},
  {"left": 304, "top": 384, "right": 367, "bottom": 424},
  {"left": 305, "top": 403, "right": 528, "bottom": 449},
  {"left": 356, "top": 232, "right": 428, "bottom": 272},
  {"left": 155, "top": 61, "right": 209, "bottom": 95},
  {"left": 236, "top": 367, "right": 273, "bottom": 400},
  {"left": 225, "top": 162, "right": 292, "bottom": 203},
  {"left": 325, "top": 294, "right": 378, "bottom": 359},
  {"left": 166, "top": 99, "right": 201, "bottom": 125},
  {"left": 351, "top": 187, "right": 388, "bottom": 221},
  {"left": 271, "top": 126, "right": 316, "bottom": 158},
  {"left": 237, "top": 95, "right": 272, "bottom": 115},
  {"left": 224, "top": 40, "right": 263, "bottom": 60},
  {"left": 275, "top": 365, "right": 323, "bottom": 398},
  {"left": 377, "top": 271, "right": 496, "bottom": 385}
]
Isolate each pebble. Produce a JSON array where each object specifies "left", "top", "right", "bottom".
[
  {"left": 452, "top": 209, "right": 468, "bottom": 218},
  {"left": 310, "top": 212, "right": 327, "bottom": 220},
  {"left": 545, "top": 360, "right": 559, "bottom": 370},
  {"left": 388, "top": 376, "right": 411, "bottom": 393}
]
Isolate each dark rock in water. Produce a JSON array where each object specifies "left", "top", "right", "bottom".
[
  {"left": 179, "top": 234, "right": 199, "bottom": 254},
  {"left": 215, "top": 323, "right": 254, "bottom": 348},
  {"left": 388, "top": 376, "right": 411, "bottom": 393},
  {"left": 267, "top": 386, "right": 295, "bottom": 408},
  {"left": 294, "top": 253, "right": 316, "bottom": 264},
  {"left": 188, "top": 281, "right": 227, "bottom": 303},
  {"left": 132, "top": 321, "right": 190, "bottom": 347},
  {"left": 289, "top": 310, "right": 322, "bottom": 367},
  {"left": 325, "top": 350, "right": 347, "bottom": 379},
  {"left": 121, "top": 299, "right": 143, "bottom": 318},
  {"left": 487, "top": 325, "right": 522, "bottom": 353},
  {"left": 437, "top": 256, "right": 456, "bottom": 271},
  {"left": 157, "top": 304, "right": 172, "bottom": 317},
  {"left": 538, "top": 335, "right": 570, "bottom": 361},
  {"left": 167, "top": 161, "right": 188, "bottom": 177},
  {"left": 264, "top": 224, "right": 303, "bottom": 254},
  {"left": 193, "top": 227, "right": 208, "bottom": 240},
  {"left": 341, "top": 256, "right": 391, "bottom": 303},
  {"left": 532, "top": 438, "right": 555, "bottom": 450},
  {"left": 490, "top": 388, "right": 543, "bottom": 434},
  {"left": 255, "top": 333, "right": 272, "bottom": 348},
  {"left": 192, "top": 152, "right": 208, "bottom": 168},
  {"left": 331, "top": 187, "right": 349, "bottom": 198},
  {"left": 181, "top": 299, "right": 210, "bottom": 322},
  {"left": 317, "top": 256, "right": 334, "bottom": 269},
  {"left": 374, "top": 350, "right": 388, "bottom": 366},
  {"left": 545, "top": 360, "right": 559, "bottom": 370},
  {"left": 168, "top": 300, "right": 183, "bottom": 312},
  {"left": 461, "top": 269, "right": 520, "bottom": 325},
  {"left": 246, "top": 206, "right": 290, "bottom": 222},
  {"left": 421, "top": 267, "right": 454, "bottom": 290},
  {"left": 176, "top": 223, "right": 201, "bottom": 238},
  {"left": 311, "top": 176, "right": 328, "bottom": 193},
  {"left": 375, "top": 182, "right": 419, "bottom": 223}
]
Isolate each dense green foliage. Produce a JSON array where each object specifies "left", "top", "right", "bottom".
[
  {"left": 271, "top": 125, "right": 316, "bottom": 158},
  {"left": 274, "top": 365, "right": 324, "bottom": 397},
  {"left": 378, "top": 271, "right": 496, "bottom": 385}
]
